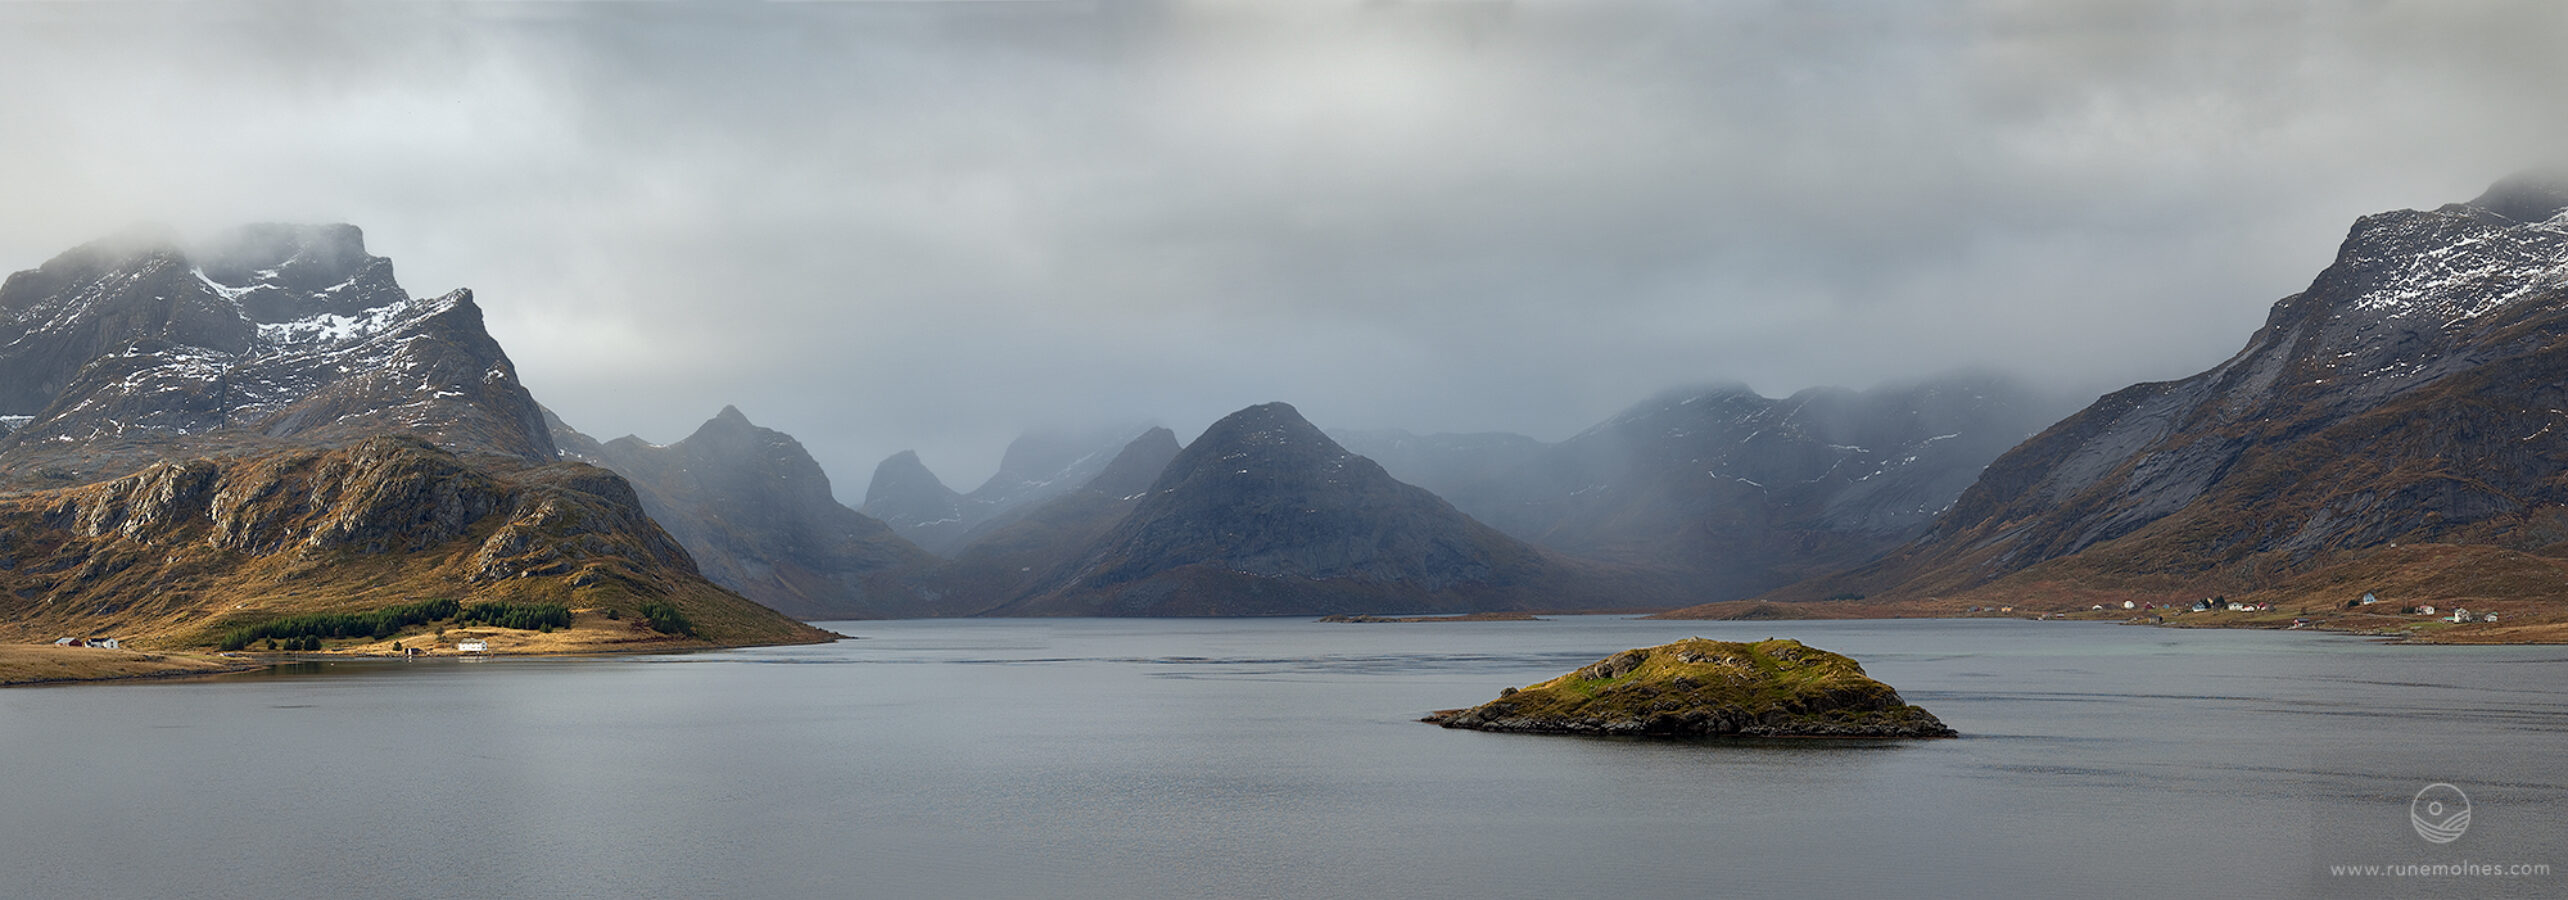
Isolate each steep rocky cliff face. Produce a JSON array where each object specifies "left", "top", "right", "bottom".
[
  {"left": 0, "top": 435, "right": 823, "bottom": 647},
  {"left": 1768, "top": 173, "right": 2568, "bottom": 609},
  {"left": 0, "top": 224, "right": 554, "bottom": 487},
  {"left": 551, "top": 406, "right": 945, "bottom": 619},
  {"left": 983, "top": 403, "right": 1651, "bottom": 616},
  {"left": 1338, "top": 373, "right": 2064, "bottom": 603}
]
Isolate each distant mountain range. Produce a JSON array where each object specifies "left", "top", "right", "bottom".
[{"left": 1745, "top": 172, "right": 2568, "bottom": 615}]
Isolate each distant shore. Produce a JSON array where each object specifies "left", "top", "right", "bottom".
[
  {"left": 1647, "top": 597, "right": 2568, "bottom": 644},
  {"left": 2, "top": 618, "right": 845, "bottom": 687},
  {"left": 1318, "top": 611, "right": 1545, "bottom": 623}
]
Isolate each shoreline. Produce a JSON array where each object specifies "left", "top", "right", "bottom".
[{"left": 1, "top": 629, "right": 846, "bottom": 688}]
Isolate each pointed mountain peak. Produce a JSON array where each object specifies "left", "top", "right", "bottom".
[
  {"left": 676, "top": 404, "right": 774, "bottom": 451},
  {"left": 1189, "top": 401, "right": 1333, "bottom": 452},
  {"left": 1148, "top": 402, "right": 1374, "bottom": 500},
  {"left": 1085, "top": 426, "right": 1183, "bottom": 497}
]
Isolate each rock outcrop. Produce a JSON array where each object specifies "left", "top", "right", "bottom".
[{"left": 1424, "top": 638, "right": 1955, "bottom": 738}]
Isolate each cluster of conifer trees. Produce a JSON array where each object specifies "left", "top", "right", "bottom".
[
  {"left": 217, "top": 598, "right": 462, "bottom": 651},
  {"left": 455, "top": 601, "right": 573, "bottom": 631},
  {"left": 216, "top": 598, "right": 583, "bottom": 651},
  {"left": 636, "top": 600, "right": 695, "bottom": 637}
]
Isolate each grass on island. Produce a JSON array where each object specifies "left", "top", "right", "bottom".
[{"left": 1428, "top": 637, "right": 1954, "bottom": 737}]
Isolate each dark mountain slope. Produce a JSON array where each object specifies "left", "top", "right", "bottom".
[
  {"left": 936, "top": 427, "right": 1182, "bottom": 609},
  {"left": 551, "top": 407, "right": 943, "bottom": 620}
]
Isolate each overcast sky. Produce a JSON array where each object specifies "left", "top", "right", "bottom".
[{"left": 2, "top": 1, "right": 2564, "bottom": 500}]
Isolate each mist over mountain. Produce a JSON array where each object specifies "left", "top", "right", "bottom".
[
  {"left": 936, "top": 426, "right": 1184, "bottom": 610},
  {"left": 1762, "top": 173, "right": 2568, "bottom": 610},
  {"left": 0, "top": 224, "right": 554, "bottom": 486},
  {"left": 1336, "top": 373, "right": 2073, "bottom": 603},
  {"left": 860, "top": 425, "right": 1148, "bottom": 556}
]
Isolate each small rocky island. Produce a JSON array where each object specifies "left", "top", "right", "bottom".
[{"left": 1424, "top": 638, "right": 1956, "bottom": 738}]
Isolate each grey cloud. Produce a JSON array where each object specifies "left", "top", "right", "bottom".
[{"left": 1, "top": 1, "right": 2564, "bottom": 497}]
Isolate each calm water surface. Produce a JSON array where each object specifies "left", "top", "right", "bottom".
[{"left": 5, "top": 618, "right": 2563, "bottom": 899}]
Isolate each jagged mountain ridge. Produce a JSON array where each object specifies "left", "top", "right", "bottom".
[
  {"left": 550, "top": 406, "right": 944, "bottom": 619},
  {"left": 0, "top": 224, "right": 553, "bottom": 487},
  {"left": 860, "top": 425, "right": 1150, "bottom": 555},
  {"left": 1759, "top": 173, "right": 2568, "bottom": 609},
  {"left": 983, "top": 403, "right": 1651, "bottom": 616}
]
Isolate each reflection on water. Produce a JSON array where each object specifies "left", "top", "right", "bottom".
[{"left": 4, "top": 617, "right": 2562, "bottom": 899}]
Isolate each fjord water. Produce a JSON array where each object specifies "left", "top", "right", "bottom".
[{"left": 5, "top": 619, "right": 2563, "bottom": 899}]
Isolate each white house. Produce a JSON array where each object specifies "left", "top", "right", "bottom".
[
  {"left": 2419, "top": 605, "right": 2438, "bottom": 617},
  {"left": 457, "top": 640, "right": 488, "bottom": 654}
]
